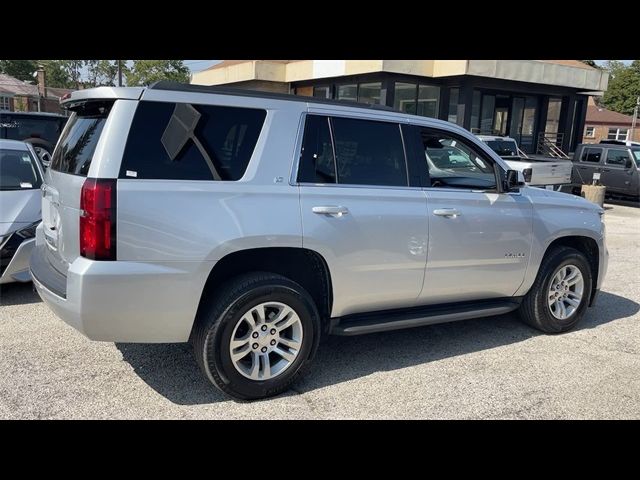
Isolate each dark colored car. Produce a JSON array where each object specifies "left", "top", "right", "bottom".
[
  {"left": 0, "top": 111, "right": 68, "bottom": 166},
  {"left": 570, "top": 141, "right": 640, "bottom": 199}
]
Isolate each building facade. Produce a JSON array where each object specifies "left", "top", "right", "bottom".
[
  {"left": 583, "top": 97, "right": 639, "bottom": 144},
  {"left": 191, "top": 60, "right": 609, "bottom": 154}
]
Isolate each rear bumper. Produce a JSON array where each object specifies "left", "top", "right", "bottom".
[
  {"left": 30, "top": 244, "right": 212, "bottom": 343},
  {"left": 0, "top": 237, "right": 35, "bottom": 284}
]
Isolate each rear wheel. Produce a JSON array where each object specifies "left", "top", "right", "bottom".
[
  {"left": 192, "top": 272, "right": 321, "bottom": 400},
  {"left": 519, "top": 246, "right": 592, "bottom": 333}
]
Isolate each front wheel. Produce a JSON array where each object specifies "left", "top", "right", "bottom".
[
  {"left": 192, "top": 272, "right": 321, "bottom": 400},
  {"left": 519, "top": 246, "right": 593, "bottom": 333}
]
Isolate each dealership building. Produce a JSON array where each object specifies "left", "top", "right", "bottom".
[{"left": 191, "top": 60, "right": 609, "bottom": 155}]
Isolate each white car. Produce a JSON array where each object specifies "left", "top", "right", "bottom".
[
  {"left": 0, "top": 139, "right": 43, "bottom": 284},
  {"left": 477, "top": 135, "right": 572, "bottom": 189}
]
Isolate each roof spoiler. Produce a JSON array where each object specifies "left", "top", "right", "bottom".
[{"left": 60, "top": 86, "right": 145, "bottom": 109}]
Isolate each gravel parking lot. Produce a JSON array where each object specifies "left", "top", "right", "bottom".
[{"left": 1, "top": 203, "right": 638, "bottom": 419}]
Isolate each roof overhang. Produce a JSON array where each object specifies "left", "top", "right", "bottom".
[{"left": 191, "top": 60, "right": 610, "bottom": 92}]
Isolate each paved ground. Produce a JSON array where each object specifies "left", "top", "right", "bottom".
[{"left": 1, "top": 203, "right": 638, "bottom": 419}]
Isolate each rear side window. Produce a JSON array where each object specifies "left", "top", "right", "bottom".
[
  {"left": 580, "top": 147, "right": 602, "bottom": 163},
  {"left": 605, "top": 149, "right": 629, "bottom": 166},
  {"left": 331, "top": 117, "right": 407, "bottom": 187},
  {"left": 297, "top": 115, "right": 336, "bottom": 183},
  {"left": 50, "top": 102, "right": 112, "bottom": 176},
  {"left": 120, "top": 102, "right": 266, "bottom": 180}
]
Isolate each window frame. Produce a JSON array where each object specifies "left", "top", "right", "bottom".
[
  {"left": 585, "top": 126, "right": 595, "bottom": 138},
  {"left": 410, "top": 124, "right": 504, "bottom": 193},
  {"left": 0, "top": 96, "right": 11, "bottom": 111},
  {"left": 293, "top": 112, "right": 420, "bottom": 190},
  {"left": 608, "top": 127, "right": 629, "bottom": 141}
]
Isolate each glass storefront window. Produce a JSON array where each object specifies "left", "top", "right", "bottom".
[
  {"left": 545, "top": 97, "right": 562, "bottom": 134},
  {"left": 470, "top": 90, "right": 481, "bottom": 133},
  {"left": 337, "top": 84, "right": 357, "bottom": 102},
  {"left": 480, "top": 94, "right": 495, "bottom": 134},
  {"left": 313, "top": 86, "right": 330, "bottom": 99},
  {"left": 394, "top": 83, "right": 417, "bottom": 115},
  {"left": 447, "top": 88, "right": 460, "bottom": 124},
  {"left": 358, "top": 82, "right": 382, "bottom": 105},
  {"left": 417, "top": 85, "right": 439, "bottom": 118}
]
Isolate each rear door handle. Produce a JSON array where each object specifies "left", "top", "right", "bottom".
[
  {"left": 433, "top": 208, "right": 461, "bottom": 218},
  {"left": 312, "top": 206, "right": 349, "bottom": 217}
]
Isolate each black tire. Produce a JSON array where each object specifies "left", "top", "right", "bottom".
[
  {"left": 519, "top": 246, "right": 593, "bottom": 333},
  {"left": 192, "top": 272, "right": 321, "bottom": 400}
]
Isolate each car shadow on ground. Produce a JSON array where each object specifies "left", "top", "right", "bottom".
[
  {"left": 116, "top": 290, "right": 639, "bottom": 406},
  {"left": 0, "top": 282, "right": 42, "bottom": 306}
]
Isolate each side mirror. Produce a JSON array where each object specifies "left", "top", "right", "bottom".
[{"left": 505, "top": 169, "right": 525, "bottom": 191}]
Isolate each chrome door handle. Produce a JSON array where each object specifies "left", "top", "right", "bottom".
[
  {"left": 312, "top": 206, "right": 349, "bottom": 217},
  {"left": 433, "top": 208, "right": 461, "bottom": 218}
]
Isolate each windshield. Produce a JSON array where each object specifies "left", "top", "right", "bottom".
[
  {"left": 633, "top": 149, "right": 640, "bottom": 167},
  {"left": 484, "top": 140, "right": 518, "bottom": 156},
  {"left": 0, "top": 148, "right": 42, "bottom": 190}
]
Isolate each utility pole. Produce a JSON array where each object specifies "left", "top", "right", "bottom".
[
  {"left": 631, "top": 96, "right": 639, "bottom": 142},
  {"left": 117, "top": 60, "right": 123, "bottom": 87}
]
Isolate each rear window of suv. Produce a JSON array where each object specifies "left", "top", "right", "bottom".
[
  {"left": 119, "top": 101, "right": 266, "bottom": 181},
  {"left": 50, "top": 101, "right": 113, "bottom": 176}
]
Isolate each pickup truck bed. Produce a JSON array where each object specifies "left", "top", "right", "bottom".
[{"left": 501, "top": 155, "right": 573, "bottom": 187}]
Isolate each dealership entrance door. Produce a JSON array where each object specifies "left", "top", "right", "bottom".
[{"left": 474, "top": 91, "right": 540, "bottom": 154}]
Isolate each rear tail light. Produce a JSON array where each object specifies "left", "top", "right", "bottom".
[
  {"left": 522, "top": 168, "right": 533, "bottom": 183},
  {"left": 80, "top": 178, "right": 116, "bottom": 260}
]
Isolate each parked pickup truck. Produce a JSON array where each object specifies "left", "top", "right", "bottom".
[
  {"left": 477, "top": 135, "right": 573, "bottom": 189},
  {"left": 565, "top": 140, "right": 640, "bottom": 199}
]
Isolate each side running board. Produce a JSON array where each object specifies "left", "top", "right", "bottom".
[{"left": 331, "top": 298, "right": 521, "bottom": 336}]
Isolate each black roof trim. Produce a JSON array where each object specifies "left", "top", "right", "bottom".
[
  {"left": 147, "top": 81, "right": 397, "bottom": 112},
  {"left": 0, "top": 111, "right": 66, "bottom": 118}
]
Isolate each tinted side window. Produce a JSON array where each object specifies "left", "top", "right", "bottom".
[
  {"left": 298, "top": 115, "right": 336, "bottom": 183},
  {"left": 581, "top": 147, "right": 602, "bottom": 163},
  {"left": 605, "top": 149, "right": 629, "bottom": 166},
  {"left": 331, "top": 117, "right": 407, "bottom": 187},
  {"left": 120, "top": 102, "right": 266, "bottom": 180}
]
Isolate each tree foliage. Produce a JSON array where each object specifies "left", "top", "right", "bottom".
[
  {"left": 85, "top": 60, "right": 126, "bottom": 87},
  {"left": 125, "top": 60, "right": 190, "bottom": 86},
  {"left": 0, "top": 60, "right": 38, "bottom": 82},
  {"left": 601, "top": 60, "right": 640, "bottom": 115}
]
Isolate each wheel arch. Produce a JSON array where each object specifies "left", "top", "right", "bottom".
[{"left": 191, "top": 247, "right": 334, "bottom": 339}]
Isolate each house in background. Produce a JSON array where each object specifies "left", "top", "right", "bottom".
[
  {"left": 583, "top": 97, "right": 639, "bottom": 144},
  {"left": 191, "top": 60, "right": 609, "bottom": 154},
  {"left": 0, "top": 68, "right": 73, "bottom": 115}
]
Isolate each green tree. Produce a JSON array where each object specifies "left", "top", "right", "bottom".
[
  {"left": 602, "top": 60, "right": 640, "bottom": 115},
  {"left": 40, "top": 60, "right": 73, "bottom": 88},
  {"left": 85, "top": 60, "right": 126, "bottom": 87},
  {"left": 125, "top": 60, "right": 190, "bottom": 86},
  {"left": 0, "top": 60, "right": 38, "bottom": 81}
]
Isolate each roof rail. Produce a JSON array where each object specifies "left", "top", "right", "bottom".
[{"left": 147, "top": 81, "right": 397, "bottom": 112}]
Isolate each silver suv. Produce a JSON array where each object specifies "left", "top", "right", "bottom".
[{"left": 30, "top": 82, "right": 608, "bottom": 400}]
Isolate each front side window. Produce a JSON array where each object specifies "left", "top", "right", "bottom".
[
  {"left": 418, "top": 127, "right": 497, "bottom": 190},
  {"left": 120, "top": 102, "right": 266, "bottom": 181},
  {"left": 331, "top": 117, "right": 407, "bottom": 187},
  {"left": 0, "top": 148, "right": 42, "bottom": 190},
  {"left": 581, "top": 147, "right": 602, "bottom": 163},
  {"left": 297, "top": 115, "right": 336, "bottom": 184},
  {"left": 605, "top": 149, "right": 630, "bottom": 166},
  {"left": 484, "top": 140, "right": 518, "bottom": 157}
]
